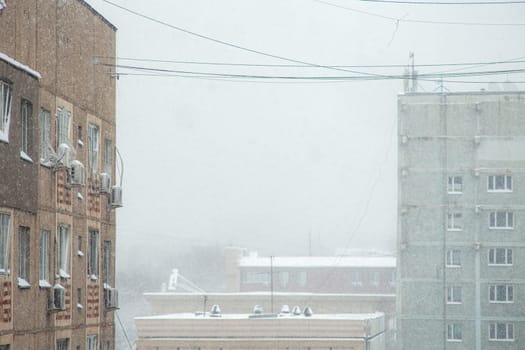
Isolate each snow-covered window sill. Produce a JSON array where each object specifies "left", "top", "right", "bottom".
[
  {"left": 89, "top": 274, "right": 98, "bottom": 281},
  {"left": 59, "top": 269, "right": 71, "bottom": 279},
  {"left": 39, "top": 280, "right": 52, "bottom": 288},
  {"left": 77, "top": 139, "right": 84, "bottom": 147},
  {"left": 104, "top": 283, "right": 112, "bottom": 290},
  {"left": 77, "top": 303, "right": 83, "bottom": 310},
  {"left": 20, "top": 150, "right": 33, "bottom": 163},
  {"left": 77, "top": 192, "right": 84, "bottom": 201},
  {"left": 77, "top": 250, "right": 84, "bottom": 257},
  {"left": 40, "top": 160, "right": 53, "bottom": 168},
  {"left": 18, "top": 278, "right": 30, "bottom": 289}
]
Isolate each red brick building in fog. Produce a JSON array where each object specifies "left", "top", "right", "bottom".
[{"left": 0, "top": 1, "right": 120, "bottom": 349}]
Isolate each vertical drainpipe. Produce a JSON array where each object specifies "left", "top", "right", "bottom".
[
  {"left": 474, "top": 105, "right": 482, "bottom": 350},
  {"left": 440, "top": 93, "right": 448, "bottom": 350}
]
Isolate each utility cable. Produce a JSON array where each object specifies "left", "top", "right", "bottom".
[
  {"left": 99, "top": 0, "right": 394, "bottom": 79},
  {"left": 358, "top": 0, "right": 525, "bottom": 4},
  {"left": 315, "top": 0, "right": 525, "bottom": 25},
  {"left": 116, "top": 310, "right": 134, "bottom": 350}
]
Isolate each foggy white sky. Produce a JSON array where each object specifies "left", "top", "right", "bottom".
[{"left": 86, "top": 0, "right": 525, "bottom": 256}]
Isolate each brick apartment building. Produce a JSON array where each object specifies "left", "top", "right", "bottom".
[{"left": 0, "top": 1, "right": 119, "bottom": 349}]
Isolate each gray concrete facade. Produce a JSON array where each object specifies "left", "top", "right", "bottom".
[{"left": 397, "top": 91, "right": 525, "bottom": 350}]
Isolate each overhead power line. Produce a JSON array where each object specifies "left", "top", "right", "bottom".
[
  {"left": 95, "top": 55, "right": 525, "bottom": 69},
  {"left": 358, "top": 0, "right": 525, "bottom": 4},
  {"left": 101, "top": 62, "right": 525, "bottom": 81},
  {"left": 315, "top": 0, "right": 525, "bottom": 25},
  {"left": 99, "top": 0, "right": 390, "bottom": 79}
]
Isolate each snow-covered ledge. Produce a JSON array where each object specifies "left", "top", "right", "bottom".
[{"left": 0, "top": 52, "right": 41, "bottom": 80}]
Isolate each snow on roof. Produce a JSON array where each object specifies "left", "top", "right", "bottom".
[
  {"left": 136, "top": 311, "right": 384, "bottom": 321},
  {"left": 0, "top": 52, "right": 41, "bottom": 80},
  {"left": 239, "top": 256, "right": 396, "bottom": 268}
]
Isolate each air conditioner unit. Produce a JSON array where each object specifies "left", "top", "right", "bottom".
[
  {"left": 50, "top": 284, "right": 66, "bottom": 311},
  {"left": 100, "top": 173, "right": 111, "bottom": 194},
  {"left": 57, "top": 143, "right": 72, "bottom": 168},
  {"left": 104, "top": 287, "right": 119, "bottom": 309},
  {"left": 70, "top": 160, "right": 85, "bottom": 187},
  {"left": 111, "top": 186, "right": 123, "bottom": 208}
]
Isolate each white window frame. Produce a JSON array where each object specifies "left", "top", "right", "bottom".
[
  {"left": 0, "top": 213, "right": 10, "bottom": 274},
  {"left": 243, "top": 271, "right": 270, "bottom": 284},
  {"left": 447, "top": 323, "right": 462, "bottom": 342},
  {"left": 351, "top": 271, "right": 362, "bottom": 287},
  {"left": 489, "top": 322, "right": 514, "bottom": 341},
  {"left": 489, "top": 211, "right": 514, "bottom": 229},
  {"left": 102, "top": 240, "right": 111, "bottom": 285},
  {"left": 56, "top": 108, "right": 71, "bottom": 147},
  {"left": 0, "top": 80, "right": 12, "bottom": 143},
  {"left": 39, "top": 230, "right": 50, "bottom": 287},
  {"left": 446, "top": 249, "right": 461, "bottom": 267},
  {"left": 40, "top": 109, "right": 51, "bottom": 163},
  {"left": 88, "top": 229, "right": 99, "bottom": 279},
  {"left": 298, "top": 271, "right": 307, "bottom": 287},
  {"left": 488, "top": 175, "right": 512, "bottom": 192},
  {"left": 56, "top": 338, "right": 69, "bottom": 350},
  {"left": 88, "top": 123, "right": 99, "bottom": 175},
  {"left": 488, "top": 248, "right": 513, "bottom": 266},
  {"left": 103, "top": 138, "right": 113, "bottom": 177},
  {"left": 371, "top": 271, "right": 380, "bottom": 287},
  {"left": 279, "top": 271, "right": 289, "bottom": 288},
  {"left": 489, "top": 285, "right": 514, "bottom": 303},
  {"left": 447, "top": 176, "right": 463, "bottom": 194},
  {"left": 447, "top": 286, "right": 462, "bottom": 304},
  {"left": 58, "top": 224, "right": 70, "bottom": 279},
  {"left": 87, "top": 334, "right": 97, "bottom": 350},
  {"left": 20, "top": 100, "right": 32, "bottom": 159},
  {"left": 17, "top": 226, "right": 30, "bottom": 288},
  {"left": 447, "top": 212, "right": 463, "bottom": 231}
]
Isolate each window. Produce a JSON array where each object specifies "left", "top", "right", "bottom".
[
  {"left": 389, "top": 271, "right": 396, "bottom": 287},
  {"left": 0, "top": 345, "right": 10, "bottom": 350},
  {"left": 371, "top": 271, "right": 380, "bottom": 287},
  {"left": 40, "top": 109, "right": 51, "bottom": 163},
  {"left": 103, "top": 138, "right": 113, "bottom": 177},
  {"left": 0, "top": 213, "right": 10, "bottom": 273},
  {"left": 351, "top": 271, "right": 362, "bottom": 287},
  {"left": 446, "top": 249, "right": 461, "bottom": 267},
  {"left": 103, "top": 240, "right": 111, "bottom": 285},
  {"left": 88, "top": 123, "right": 99, "bottom": 175},
  {"left": 298, "top": 271, "right": 307, "bottom": 287},
  {"left": 58, "top": 224, "right": 70, "bottom": 278},
  {"left": 56, "top": 108, "right": 71, "bottom": 146},
  {"left": 0, "top": 80, "right": 12, "bottom": 142},
  {"left": 447, "top": 286, "right": 462, "bottom": 304},
  {"left": 447, "top": 212, "right": 463, "bottom": 231},
  {"left": 87, "top": 335, "right": 98, "bottom": 350},
  {"left": 447, "top": 176, "right": 463, "bottom": 193},
  {"left": 489, "top": 285, "right": 514, "bottom": 303},
  {"left": 447, "top": 323, "right": 462, "bottom": 341},
  {"left": 39, "top": 230, "right": 50, "bottom": 287},
  {"left": 18, "top": 226, "right": 30, "bottom": 288},
  {"left": 489, "top": 211, "right": 514, "bottom": 229},
  {"left": 279, "top": 271, "right": 289, "bottom": 288},
  {"left": 20, "top": 100, "right": 32, "bottom": 159},
  {"left": 488, "top": 175, "right": 512, "bottom": 192},
  {"left": 489, "top": 322, "right": 514, "bottom": 341},
  {"left": 243, "top": 271, "right": 270, "bottom": 284},
  {"left": 488, "top": 248, "right": 512, "bottom": 266},
  {"left": 101, "top": 341, "right": 110, "bottom": 350},
  {"left": 88, "top": 230, "right": 99, "bottom": 278},
  {"left": 56, "top": 338, "right": 69, "bottom": 350}
]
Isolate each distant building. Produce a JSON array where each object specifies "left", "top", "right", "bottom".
[
  {"left": 397, "top": 91, "right": 525, "bottom": 350},
  {"left": 0, "top": 1, "right": 120, "bottom": 349},
  {"left": 225, "top": 247, "right": 396, "bottom": 294},
  {"left": 135, "top": 309, "right": 386, "bottom": 350}
]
